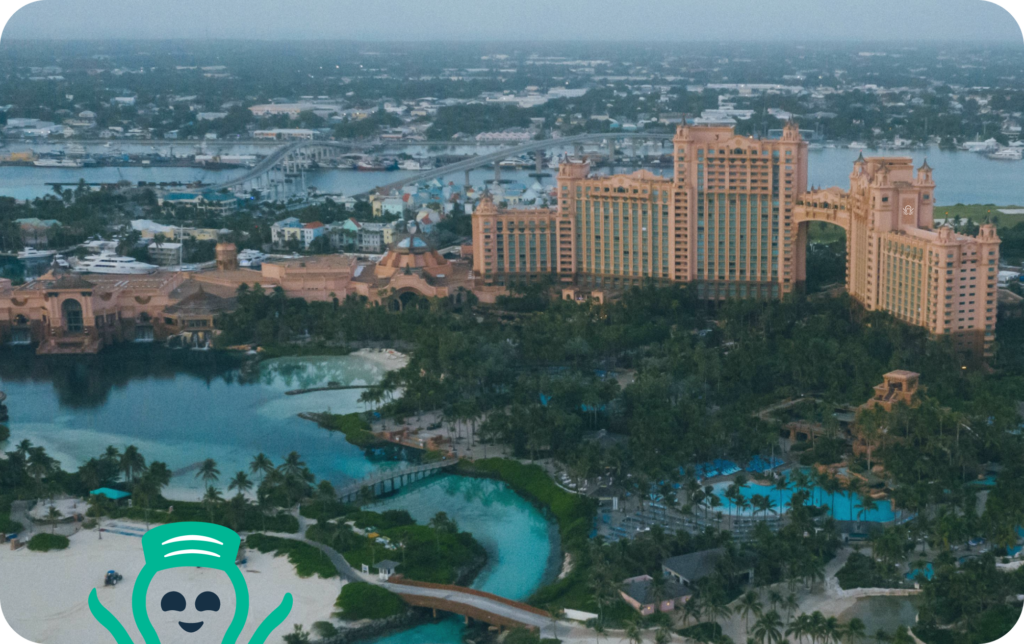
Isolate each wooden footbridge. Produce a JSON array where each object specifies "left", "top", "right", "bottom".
[
  {"left": 336, "top": 460, "right": 457, "bottom": 503},
  {"left": 382, "top": 578, "right": 551, "bottom": 631}
]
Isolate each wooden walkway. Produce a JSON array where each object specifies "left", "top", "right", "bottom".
[
  {"left": 382, "top": 578, "right": 551, "bottom": 630},
  {"left": 336, "top": 460, "right": 457, "bottom": 503}
]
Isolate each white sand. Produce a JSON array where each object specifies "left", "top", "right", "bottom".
[
  {"left": 0, "top": 524, "right": 342, "bottom": 644},
  {"left": 350, "top": 348, "right": 409, "bottom": 371}
]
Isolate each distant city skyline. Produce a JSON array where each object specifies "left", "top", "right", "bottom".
[{"left": 1, "top": 0, "right": 1022, "bottom": 42}]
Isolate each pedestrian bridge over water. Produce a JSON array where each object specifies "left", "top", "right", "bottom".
[{"left": 335, "top": 460, "right": 458, "bottom": 503}]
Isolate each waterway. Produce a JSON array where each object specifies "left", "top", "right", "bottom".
[
  {"left": 837, "top": 596, "right": 920, "bottom": 637},
  {"left": 363, "top": 475, "right": 559, "bottom": 644},
  {"left": 2, "top": 143, "right": 1023, "bottom": 206},
  {"left": 0, "top": 347, "right": 559, "bottom": 643}
]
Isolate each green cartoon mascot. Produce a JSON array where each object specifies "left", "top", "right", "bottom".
[{"left": 88, "top": 522, "right": 292, "bottom": 644}]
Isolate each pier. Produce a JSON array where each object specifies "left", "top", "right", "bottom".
[{"left": 335, "top": 460, "right": 457, "bottom": 503}]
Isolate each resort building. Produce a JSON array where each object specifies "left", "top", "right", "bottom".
[
  {"left": 0, "top": 234, "right": 488, "bottom": 354},
  {"left": 795, "top": 156, "right": 1000, "bottom": 359},
  {"left": 470, "top": 121, "right": 1001, "bottom": 355}
]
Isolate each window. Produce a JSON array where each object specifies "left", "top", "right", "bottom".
[{"left": 62, "top": 299, "right": 84, "bottom": 334}]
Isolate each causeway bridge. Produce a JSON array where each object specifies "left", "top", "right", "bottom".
[
  {"left": 206, "top": 131, "right": 675, "bottom": 198},
  {"left": 335, "top": 460, "right": 457, "bottom": 503}
]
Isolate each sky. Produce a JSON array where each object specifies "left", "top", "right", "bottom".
[{"left": 1, "top": 0, "right": 1022, "bottom": 42}]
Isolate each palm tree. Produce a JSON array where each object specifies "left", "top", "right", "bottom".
[
  {"left": 625, "top": 618, "right": 643, "bottom": 644},
  {"left": 280, "top": 452, "right": 306, "bottom": 478},
  {"left": 845, "top": 618, "right": 866, "bottom": 644},
  {"left": 202, "top": 486, "right": 223, "bottom": 522},
  {"left": 782, "top": 593, "right": 799, "bottom": 626},
  {"left": 46, "top": 505, "right": 62, "bottom": 535},
  {"left": 753, "top": 610, "right": 784, "bottom": 644},
  {"left": 704, "top": 596, "right": 733, "bottom": 628},
  {"left": 787, "top": 614, "right": 811, "bottom": 644},
  {"left": 15, "top": 439, "right": 32, "bottom": 459},
  {"left": 682, "top": 596, "right": 702, "bottom": 627},
  {"left": 738, "top": 591, "right": 764, "bottom": 633},
  {"left": 655, "top": 626, "right": 673, "bottom": 644},
  {"left": 773, "top": 476, "right": 789, "bottom": 511},
  {"left": 120, "top": 445, "right": 146, "bottom": 483},
  {"left": 250, "top": 453, "right": 274, "bottom": 486},
  {"left": 767, "top": 590, "right": 783, "bottom": 614},
  {"left": 134, "top": 474, "right": 160, "bottom": 529},
  {"left": 856, "top": 495, "right": 879, "bottom": 530},
  {"left": 196, "top": 458, "right": 220, "bottom": 485},
  {"left": 228, "top": 471, "right": 253, "bottom": 497}
]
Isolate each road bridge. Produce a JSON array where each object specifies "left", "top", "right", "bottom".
[
  {"left": 335, "top": 460, "right": 457, "bottom": 503},
  {"left": 205, "top": 132, "right": 675, "bottom": 198}
]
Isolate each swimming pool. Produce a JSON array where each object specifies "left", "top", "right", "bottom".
[{"left": 708, "top": 469, "right": 898, "bottom": 523}]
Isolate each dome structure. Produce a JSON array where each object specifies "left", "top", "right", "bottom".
[{"left": 374, "top": 233, "right": 450, "bottom": 279}]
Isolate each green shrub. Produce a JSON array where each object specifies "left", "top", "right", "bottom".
[
  {"left": 457, "top": 459, "right": 595, "bottom": 549},
  {"left": 27, "top": 533, "right": 70, "bottom": 552},
  {"left": 311, "top": 621, "right": 338, "bottom": 639},
  {"left": 245, "top": 534, "right": 337, "bottom": 579},
  {"left": 0, "top": 424, "right": 9, "bottom": 443},
  {"left": 348, "top": 510, "right": 414, "bottom": 530},
  {"left": 111, "top": 500, "right": 298, "bottom": 534},
  {"left": 0, "top": 494, "right": 24, "bottom": 534},
  {"left": 316, "top": 413, "right": 379, "bottom": 447},
  {"left": 300, "top": 498, "right": 358, "bottom": 522},
  {"left": 678, "top": 622, "right": 723, "bottom": 643},
  {"left": 334, "top": 582, "right": 405, "bottom": 620}
]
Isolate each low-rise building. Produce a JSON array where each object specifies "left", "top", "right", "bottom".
[
  {"left": 253, "top": 129, "right": 317, "bottom": 141},
  {"left": 619, "top": 575, "right": 692, "bottom": 615}
]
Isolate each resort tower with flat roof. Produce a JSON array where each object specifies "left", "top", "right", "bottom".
[{"left": 471, "top": 120, "right": 1001, "bottom": 357}]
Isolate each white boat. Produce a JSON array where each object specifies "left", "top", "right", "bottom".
[
  {"left": 807, "top": 143, "right": 824, "bottom": 150},
  {"left": 398, "top": 159, "right": 423, "bottom": 171},
  {"left": 53, "top": 255, "right": 70, "bottom": 269},
  {"left": 848, "top": 141, "right": 867, "bottom": 149},
  {"left": 987, "top": 148, "right": 1023, "bottom": 161},
  {"left": 72, "top": 251, "right": 157, "bottom": 275},
  {"left": 17, "top": 247, "right": 56, "bottom": 260},
  {"left": 33, "top": 158, "right": 83, "bottom": 168},
  {"left": 237, "top": 249, "right": 267, "bottom": 268},
  {"left": 962, "top": 138, "right": 999, "bottom": 153}
]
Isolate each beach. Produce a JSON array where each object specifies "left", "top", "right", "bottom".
[
  {"left": 0, "top": 524, "right": 341, "bottom": 644},
  {"left": 349, "top": 348, "right": 409, "bottom": 371}
]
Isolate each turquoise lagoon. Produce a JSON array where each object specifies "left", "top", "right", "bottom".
[{"left": 0, "top": 348, "right": 558, "bottom": 643}]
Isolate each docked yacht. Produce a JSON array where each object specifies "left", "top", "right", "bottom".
[
  {"left": 17, "top": 247, "right": 56, "bottom": 260},
  {"left": 237, "top": 248, "right": 267, "bottom": 268},
  {"left": 73, "top": 251, "right": 157, "bottom": 275},
  {"left": 33, "top": 158, "right": 83, "bottom": 168},
  {"left": 399, "top": 159, "right": 424, "bottom": 171},
  {"left": 847, "top": 141, "right": 868, "bottom": 149},
  {"left": 988, "top": 148, "right": 1023, "bottom": 161}
]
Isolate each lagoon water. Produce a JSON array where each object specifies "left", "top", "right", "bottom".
[
  {"left": 0, "top": 348, "right": 557, "bottom": 644},
  {"left": 363, "top": 475, "right": 558, "bottom": 644},
  {"left": 0, "top": 351, "right": 401, "bottom": 499},
  {"left": 2, "top": 143, "right": 1023, "bottom": 206}
]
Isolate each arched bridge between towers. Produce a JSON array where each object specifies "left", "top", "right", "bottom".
[
  {"left": 205, "top": 132, "right": 676, "bottom": 195},
  {"left": 794, "top": 189, "right": 852, "bottom": 230}
]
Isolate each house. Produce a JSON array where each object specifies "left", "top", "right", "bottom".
[
  {"left": 662, "top": 548, "right": 726, "bottom": 587},
  {"left": 662, "top": 548, "right": 753, "bottom": 588},
  {"left": 148, "top": 242, "right": 183, "bottom": 266},
  {"left": 271, "top": 217, "right": 303, "bottom": 247},
  {"left": 619, "top": 574, "right": 692, "bottom": 615},
  {"left": 371, "top": 193, "right": 406, "bottom": 218},
  {"left": 357, "top": 223, "right": 385, "bottom": 253},
  {"left": 301, "top": 222, "right": 325, "bottom": 248},
  {"left": 14, "top": 218, "right": 61, "bottom": 246}
]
